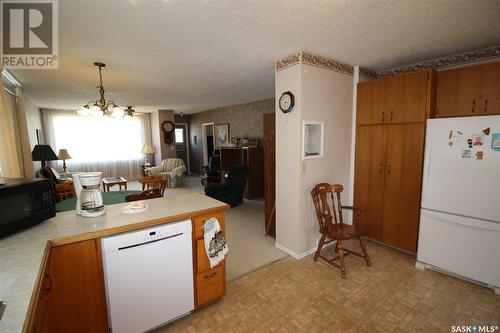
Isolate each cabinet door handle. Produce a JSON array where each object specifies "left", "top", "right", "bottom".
[
  {"left": 484, "top": 99, "right": 488, "bottom": 113},
  {"left": 41, "top": 274, "right": 52, "bottom": 292},
  {"left": 381, "top": 112, "right": 385, "bottom": 122},
  {"left": 203, "top": 272, "right": 217, "bottom": 279},
  {"left": 387, "top": 164, "right": 391, "bottom": 175},
  {"left": 378, "top": 163, "right": 384, "bottom": 174},
  {"left": 390, "top": 110, "right": 393, "bottom": 122},
  {"left": 471, "top": 100, "right": 475, "bottom": 113}
]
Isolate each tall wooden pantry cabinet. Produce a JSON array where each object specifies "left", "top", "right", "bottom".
[{"left": 354, "top": 69, "right": 436, "bottom": 252}]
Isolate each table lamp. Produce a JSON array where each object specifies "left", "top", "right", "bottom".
[
  {"left": 57, "top": 149, "right": 72, "bottom": 174},
  {"left": 140, "top": 144, "right": 155, "bottom": 166},
  {"left": 31, "top": 145, "right": 58, "bottom": 168}
]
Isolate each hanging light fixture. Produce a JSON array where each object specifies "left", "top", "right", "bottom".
[{"left": 78, "top": 62, "right": 134, "bottom": 118}]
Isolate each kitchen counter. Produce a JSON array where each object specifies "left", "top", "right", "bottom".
[{"left": 0, "top": 193, "right": 228, "bottom": 333}]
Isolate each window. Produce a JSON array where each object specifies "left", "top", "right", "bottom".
[
  {"left": 175, "top": 128, "right": 184, "bottom": 143},
  {"left": 175, "top": 127, "right": 185, "bottom": 152}
]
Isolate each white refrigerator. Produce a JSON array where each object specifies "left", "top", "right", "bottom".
[{"left": 417, "top": 115, "right": 500, "bottom": 294}]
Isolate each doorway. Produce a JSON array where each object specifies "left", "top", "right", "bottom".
[
  {"left": 174, "top": 123, "right": 190, "bottom": 174},
  {"left": 201, "top": 123, "right": 215, "bottom": 165}
]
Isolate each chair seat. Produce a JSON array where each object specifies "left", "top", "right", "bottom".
[{"left": 326, "top": 224, "right": 358, "bottom": 240}]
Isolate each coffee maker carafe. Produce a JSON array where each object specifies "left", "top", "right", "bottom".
[{"left": 72, "top": 172, "right": 105, "bottom": 217}]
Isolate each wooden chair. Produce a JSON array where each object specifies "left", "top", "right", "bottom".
[
  {"left": 125, "top": 189, "right": 162, "bottom": 202},
  {"left": 54, "top": 182, "right": 76, "bottom": 202},
  {"left": 310, "top": 183, "right": 371, "bottom": 278},
  {"left": 138, "top": 176, "right": 167, "bottom": 196}
]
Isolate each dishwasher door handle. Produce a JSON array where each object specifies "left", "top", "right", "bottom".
[{"left": 118, "top": 232, "right": 184, "bottom": 251}]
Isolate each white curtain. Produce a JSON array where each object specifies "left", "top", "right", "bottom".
[
  {"left": 0, "top": 68, "right": 22, "bottom": 178},
  {"left": 15, "top": 87, "right": 35, "bottom": 177},
  {"left": 42, "top": 109, "right": 152, "bottom": 180}
]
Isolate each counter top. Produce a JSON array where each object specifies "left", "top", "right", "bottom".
[{"left": 0, "top": 193, "right": 228, "bottom": 333}]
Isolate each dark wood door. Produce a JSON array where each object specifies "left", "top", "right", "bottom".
[
  {"left": 389, "top": 70, "right": 430, "bottom": 123},
  {"left": 44, "top": 240, "right": 109, "bottom": 333},
  {"left": 263, "top": 113, "right": 276, "bottom": 237},
  {"left": 382, "top": 123, "right": 425, "bottom": 252},
  {"left": 354, "top": 125, "right": 386, "bottom": 240},
  {"left": 481, "top": 61, "right": 500, "bottom": 115},
  {"left": 437, "top": 65, "right": 482, "bottom": 117},
  {"left": 175, "top": 124, "right": 189, "bottom": 171}
]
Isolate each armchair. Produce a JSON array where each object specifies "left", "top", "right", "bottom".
[
  {"left": 37, "top": 166, "right": 76, "bottom": 202},
  {"left": 205, "top": 165, "right": 249, "bottom": 207},
  {"left": 144, "top": 158, "right": 186, "bottom": 188}
]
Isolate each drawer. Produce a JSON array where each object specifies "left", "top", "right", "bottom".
[
  {"left": 196, "top": 239, "right": 225, "bottom": 273},
  {"left": 193, "top": 212, "right": 225, "bottom": 239},
  {"left": 196, "top": 264, "right": 225, "bottom": 307}
]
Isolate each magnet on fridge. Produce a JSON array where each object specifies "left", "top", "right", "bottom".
[
  {"left": 472, "top": 134, "right": 483, "bottom": 146},
  {"left": 483, "top": 127, "right": 491, "bottom": 136},
  {"left": 467, "top": 138, "right": 473, "bottom": 148},
  {"left": 492, "top": 133, "right": 500, "bottom": 151},
  {"left": 448, "top": 141, "right": 454, "bottom": 147},
  {"left": 475, "top": 151, "right": 484, "bottom": 160},
  {"left": 462, "top": 149, "right": 472, "bottom": 158}
]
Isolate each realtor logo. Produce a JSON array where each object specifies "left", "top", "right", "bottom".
[{"left": 1, "top": 0, "right": 58, "bottom": 69}]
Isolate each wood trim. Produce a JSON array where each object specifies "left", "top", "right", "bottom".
[{"left": 22, "top": 241, "right": 52, "bottom": 333}]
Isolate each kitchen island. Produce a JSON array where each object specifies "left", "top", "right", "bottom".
[{"left": 0, "top": 193, "right": 229, "bottom": 333}]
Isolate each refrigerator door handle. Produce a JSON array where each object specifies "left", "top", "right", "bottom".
[{"left": 422, "top": 144, "right": 432, "bottom": 205}]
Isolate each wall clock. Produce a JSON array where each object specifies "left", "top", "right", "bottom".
[
  {"left": 279, "top": 91, "right": 294, "bottom": 113},
  {"left": 161, "top": 120, "right": 175, "bottom": 144}
]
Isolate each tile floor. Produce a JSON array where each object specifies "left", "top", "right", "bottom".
[{"left": 156, "top": 239, "right": 500, "bottom": 333}]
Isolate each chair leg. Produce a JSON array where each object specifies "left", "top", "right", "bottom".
[
  {"left": 358, "top": 236, "right": 371, "bottom": 266},
  {"left": 334, "top": 240, "right": 339, "bottom": 253},
  {"left": 337, "top": 240, "right": 347, "bottom": 279},
  {"left": 314, "top": 235, "right": 325, "bottom": 262}
]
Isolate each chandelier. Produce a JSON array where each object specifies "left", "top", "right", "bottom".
[{"left": 78, "top": 62, "right": 134, "bottom": 118}]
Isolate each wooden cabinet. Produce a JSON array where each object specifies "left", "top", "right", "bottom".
[
  {"left": 481, "top": 62, "right": 500, "bottom": 115},
  {"left": 32, "top": 240, "right": 109, "bottom": 333},
  {"left": 354, "top": 124, "right": 425, "bottom": 252},
  {"left": 436, "top": 61, "right": 500, "bottom": 117},
  {"left": 354, "top": 70, "right": 433, "bottom": 253},
  {"left": 220, "top": 147, "right": 264, "bottom": 199},
  {"left": 357, "top": 70, "right": 433, "bottom": 125},
  {"left": 192, "top": 212, "right": 226, "bottom": 308},
  {"left": 353, "top": 125, "right": 386, "bottom": 240},
  {"left": 381, "top": 124, "right": 425, "bottom": 251}
]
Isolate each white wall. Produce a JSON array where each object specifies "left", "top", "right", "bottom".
[
  {"left": 275, "top": 63, "right": 303, "bottom": 255},
  {"left": 275, "top": 62, "right": 354, "bottom": 258}
]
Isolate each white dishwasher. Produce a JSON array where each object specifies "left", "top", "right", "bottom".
[{"left": 102, "top": 219, "right": 194, "bottom": 333}]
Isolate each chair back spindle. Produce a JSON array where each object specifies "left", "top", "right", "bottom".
[{"left": 311, "top": 183, "right": 344, "bottom": 233}]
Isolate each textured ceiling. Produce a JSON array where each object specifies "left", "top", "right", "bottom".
[{"left": 11, "top": 0, "right": 500, "bottom": 113}]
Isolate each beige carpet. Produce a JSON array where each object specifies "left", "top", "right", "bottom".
[
  {"left": 155, "top": 239, "right": 500, "bottom": 332},
  {"left": 126, "top": 176, "right": 287, "bottom": 281}
]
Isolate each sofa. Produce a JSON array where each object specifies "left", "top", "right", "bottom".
[{"left": 144, "top": 158, "right": 186, "bottom": 188}]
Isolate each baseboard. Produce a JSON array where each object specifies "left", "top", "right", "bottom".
[
  {"left": 275, "top": 243, "right": 316, "bottom": 260},
  {"left": 275, "top": 239, "right": 339, "bottom": 260}
]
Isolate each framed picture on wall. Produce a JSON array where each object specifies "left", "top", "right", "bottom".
[
  {"left": 216, "top": 123, "right": 230, "bottom": 147},
  {"left": 302, "top": 121, "right": 324, "bottom": 159}
]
